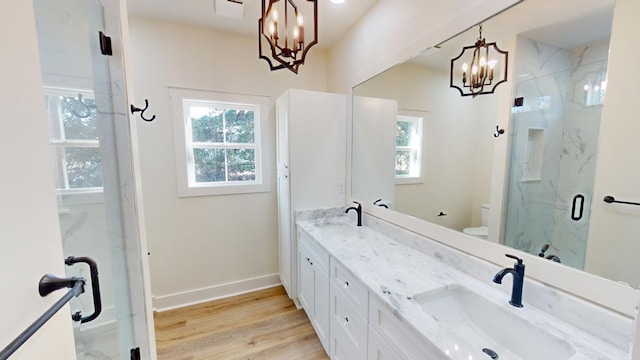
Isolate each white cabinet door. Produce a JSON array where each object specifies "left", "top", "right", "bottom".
[
  {"left": 275, "top": 95, "right": 290, "bottom": 171},
  {"left": 299, "top": 230, "right": 331, "bottom": 353},
  {"left": 298, "top": 241, "right": 314, "bottom": 313},
  {"left": 368, "top": 325, "right": 403, "bottom": 360},
  {"left": 277, "top": 171, "right": 292, "bottom": 297},
  {"left": 315, "top": 270, "right": 330, "bottom": 352}
]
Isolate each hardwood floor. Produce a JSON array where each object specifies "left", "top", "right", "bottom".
[{"left": 154, "top": 286, "right": 330, "bottom": 360}]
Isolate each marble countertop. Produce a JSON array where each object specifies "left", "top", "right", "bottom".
[{"left": 296, "top": 215, "right": 628, "bottom": 360}]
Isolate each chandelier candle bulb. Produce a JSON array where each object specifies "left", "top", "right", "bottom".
[
  {"left": 269, "top": 21, "right": 276, "bottom": 40},
  {"left": 488, "top": 59, "right": 497, "bottom": 80},
  {"left": 297, "top": 14, "right": 305, "bottom": 44},
  {"left": 462, "top": 63, "right": 468, "bottom": 83}
]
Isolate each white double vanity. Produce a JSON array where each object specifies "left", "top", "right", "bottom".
[
  {"left": 294, "top": 209, "right": 632, "bottom": 359},
  {"left": 274, "top": 87, "right": 637, "bottom": 359}
]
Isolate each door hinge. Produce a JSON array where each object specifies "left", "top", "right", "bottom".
[
  {"left": 130, "top": 347, "right": 140, "bottom": 360},
  {"left": 99, "top": 31, "right": 113, "bottom": 56},
  {"left": 514, "top": 96, "right": 524, "bottom": 107}
]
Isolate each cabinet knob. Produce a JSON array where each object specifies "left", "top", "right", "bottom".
[
  {"left": 344, "top": 317, "right": 349, "bottom": 324},
  {"left": 343, "top": 281, "right": 349, "bottom": 288}
]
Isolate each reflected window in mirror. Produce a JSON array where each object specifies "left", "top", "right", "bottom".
[{"left": 395, "top": 111, "right": 424, "bottom": 185}]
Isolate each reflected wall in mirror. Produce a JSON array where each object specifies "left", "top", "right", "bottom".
[{"left": 351, "top": 0, "right": 632, "bottom": 284}]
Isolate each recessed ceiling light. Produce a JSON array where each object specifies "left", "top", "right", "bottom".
[{"left": 330, "top": 0, "right": 346, "bottom": 4}]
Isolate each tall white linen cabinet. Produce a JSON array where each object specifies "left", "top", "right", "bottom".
[{"left": 276, "top": 89, "right": 347, "bottom": 302}]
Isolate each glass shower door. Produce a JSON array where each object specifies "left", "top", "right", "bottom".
[
  {"left": 34, "top": 0, "right": 151, "bottom": 358},
  {"left": 503, "top": 61, "right": 607, "bottom": 270}
]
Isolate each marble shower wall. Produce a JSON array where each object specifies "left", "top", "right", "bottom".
[{"left": 504, "top": 36, "right": 608, "bottom": 269}]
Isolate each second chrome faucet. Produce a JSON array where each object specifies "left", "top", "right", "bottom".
[{"left": 493, "top": 254, "right": 525, "bottom": 308}]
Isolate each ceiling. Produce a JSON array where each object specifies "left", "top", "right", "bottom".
[
  {"left": 409, "top": 0, "right": 615, "bottom": 71},
  {"left": 126, "top": 0, "right": 379, "bottom": 49}
]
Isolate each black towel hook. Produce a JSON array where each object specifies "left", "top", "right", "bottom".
[
  {"left": 130, "top": 99, "right": 156, "bottom": 122},
  {"left": 494, "top": 125, "right": 505, "bottom": 138}
]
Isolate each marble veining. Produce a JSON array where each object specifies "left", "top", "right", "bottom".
[
  {"left": 296, "top": 209, "right": 632, "bottom": 359},
  {"left": 504, "top": 36, "right": 609, "bottom": 270}
]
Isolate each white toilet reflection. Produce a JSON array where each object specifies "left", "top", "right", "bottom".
[{"left": 462, "top": 203, "right": 489, "bottom": 239}]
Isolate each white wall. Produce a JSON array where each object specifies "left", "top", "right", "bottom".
[
  {"left": 586, "top": 0, "right": 640, "bottom": 289},
  {"left": 128, "top": 17, "right": 330, "bottom": 308},
  {"left": 0, "top": 2, "right": 76, "bottom": 359}
]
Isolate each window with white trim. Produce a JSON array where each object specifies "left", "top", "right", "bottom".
[
  {"left": 171, "top": 88, "right": 270, "bottom": 197},
  {"left": 395, "top": 113, "right": 423, "bottom": 184},
  {"left": 44, "top": 88, "right": 102, "bottom": 194}
]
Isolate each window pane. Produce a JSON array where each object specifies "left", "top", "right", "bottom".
[
  {"left": 227, "top": 149, "right": 256, "bottom": 181},
  {"left": 65, "top": 147, "right": 102, "bottom": 188},
  {"left": 191, "top": 107, "right": 224, "bottom": 143},
  {"left": 50, "top": 146, "right": 67, "bottom": 189},
  {"left": 194, "top": 148, "right": 226, "bottom": 182},
  {"left": 225, "top": 109, "right": 255, "bottom": 144},
  {"left": 61, "top": 95, "right": 98, "bottom": 140},
  {"left": 396, "top": 149, "right": 412, "bottom": 176},
  {"left": 396, "top": 120, "right": 412, "bottom": 146}
]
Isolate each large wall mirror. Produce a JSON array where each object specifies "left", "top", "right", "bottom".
[{"left": 351, "top": 0, "right": 638, "bottom": 289}]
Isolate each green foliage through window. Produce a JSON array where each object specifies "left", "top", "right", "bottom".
[
  {"left": 395, "top": 116, "right": 423, "bottom": 179},
  {"left": 187, "top": 101, "right": 258, "bottom": 184},
  {"left": 46, "top": 91, "right": 103, "bottom": 192}
]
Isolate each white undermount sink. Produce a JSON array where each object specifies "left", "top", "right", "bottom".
[
  {"left": 413, "top": 285, "right": 576, "bottom": 360},
  {"left": 314, "top": 222, "right": 360, "bottom": 235}
]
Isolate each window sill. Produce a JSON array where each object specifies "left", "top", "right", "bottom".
[
  {"left": 57, "top": 190, "right": 105, "bottom": 206},
  {"left": 395, "top": 176, "right": 424, "bottom": 185},
  {"left": 177, "top": 182, "right": 270, "bottom": 197}
]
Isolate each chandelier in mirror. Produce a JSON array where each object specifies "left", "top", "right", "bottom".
[
  {"left": 450, "top": 24, "right": 508, "bottom": 97},
  {"left": 258, "top": 0, "right": 318, "bottom": 74}
]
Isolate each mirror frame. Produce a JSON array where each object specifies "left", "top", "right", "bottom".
[{"left": 346, "top": 2, "right": 640, "bottom": 317}]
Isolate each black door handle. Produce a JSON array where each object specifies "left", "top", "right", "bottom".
[
  {"left": 571, "top": 194, "right": 585, "bottom": 221},
  {"left": 65, "top": 256, "right": 102, "bottom": 324}
]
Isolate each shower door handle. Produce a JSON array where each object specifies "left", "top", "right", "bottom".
[
  {"left": 571, "top": 194, "right": 585, "bottom": 221},
  {"left": 65, "top": 256, "right": 102, "bottom": 324}
]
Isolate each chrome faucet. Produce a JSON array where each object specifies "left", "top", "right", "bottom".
[
  {"left": 493, "top": 254, "right": 525, "bottom": 308},
  {"left": 345, "top": 201, "right": 362, "bottom": 226}
]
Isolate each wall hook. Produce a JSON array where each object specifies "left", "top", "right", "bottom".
[
  {"left": 437, "top": 211, "right": 447, "bottom": 217},
  {"left": 494, "top": 125, "right": 505, "bottom": 138},
  {"left": 130, "top": 99, "right": 156, "bottom": 122}
]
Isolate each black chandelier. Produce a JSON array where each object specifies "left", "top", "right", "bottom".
[
  {"left": 258, "top": 0, "right": 318, "bottom": 74},
  {"left": 450, "top": 24, "right": 508, "bottom": 97}
]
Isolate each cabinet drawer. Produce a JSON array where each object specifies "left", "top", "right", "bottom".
[
  {"left": 369, "top": 295, "right": 443, "bottom": 359},
  {"left": 330, "top": 258, "right": 368, "bottom": 315},
  {"left": 298, "top": 230, "right": 329, "bottom": 276},
  {"left": 330, "top": 282, "right": 367, "bottom": 360},
  {"left": 330, "top": 327, "right": 359, "bottom": 360}
]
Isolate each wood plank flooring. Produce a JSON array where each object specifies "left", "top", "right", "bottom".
[{"left": 154, "top": 286, "right": 330, "bottom": 360}]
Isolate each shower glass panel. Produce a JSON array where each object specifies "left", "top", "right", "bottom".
[
  {"left": 34, "top": 0, "right": 149, "bottom": 359},
  {"left": 504, "top": 58, "right": 608, "bottom": 270}
]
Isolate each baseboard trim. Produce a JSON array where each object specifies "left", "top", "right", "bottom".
[{"left": 153, "top": 273, "right": 281, "bottom": 312}]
